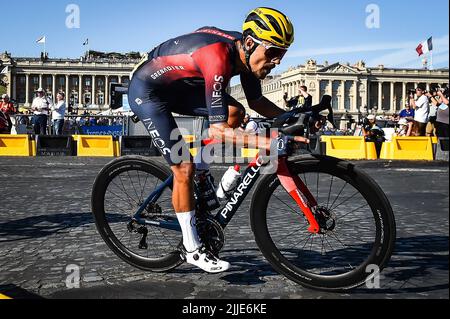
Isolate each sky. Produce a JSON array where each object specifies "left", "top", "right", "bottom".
[{"left": 2, "top": 0, "right": 449, "bottom": 73}]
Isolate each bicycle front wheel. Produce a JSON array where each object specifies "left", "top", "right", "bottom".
[{"left": 250, "top": 155, "right": 396, "bottom": 291}]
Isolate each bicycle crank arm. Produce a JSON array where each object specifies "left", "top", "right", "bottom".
[{"left": 277, "top": 157, "right": 320, "bottom": 234}]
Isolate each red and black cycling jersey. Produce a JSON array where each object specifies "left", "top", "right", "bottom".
[{"left": 132, "top": 27, "right": 262, "bottom": 123}]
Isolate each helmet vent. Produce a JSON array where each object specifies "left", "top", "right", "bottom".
[
  {"left": 271, "top": 36, "right": 284, "bottom": 45},
  {"left": 266, "top": 15, "right": 283, "bottom": 36},
  {"left": 246, "top": 13, "right": 270, "bottom": 31}
]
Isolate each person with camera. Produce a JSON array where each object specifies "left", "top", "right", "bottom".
[
  {"left": 426, "top": 87, "right": 449, "bottom": 139},
  {"left": 425, "top": 88, "right": 442, "bottom": 137},
  {"left": 283, "top": 85, "right": 313, "bottom": 110},
  {"left": 31, "top": 88, "right": 52, "bottom": 135},
  {"left": 409, "top": 86, "right": 430, "bottom": 136},
  {"left": 362, "top": 114, "right": 385, "bottom": 156}
]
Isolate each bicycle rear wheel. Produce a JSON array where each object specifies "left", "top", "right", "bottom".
[
  {"left": 91, "top": 156, "right": 183, "bottom": 272},
  {"left": 250, "top": 155, "right": 396, "bottom": 291}
]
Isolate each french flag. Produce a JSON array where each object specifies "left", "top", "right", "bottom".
[{"left": 416, "top": 37, "right": 433, "bottom": 56}]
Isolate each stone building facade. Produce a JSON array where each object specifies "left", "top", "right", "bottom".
[
  {"left": 229, "top": 59, "right": 449, "bottom": 117},
  {"left": 0, "top": 52, "right": 138, "bottom": 111},
  {"left": 2, "top": 53, "right": 449, "bottom": 116}
]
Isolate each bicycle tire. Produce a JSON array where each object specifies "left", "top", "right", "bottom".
[
  {"left": 91, "top": 156, "right": 183, "bottom": 272},
  {"left": 250, "top": 154, "right": 396, "bottom": 291}
]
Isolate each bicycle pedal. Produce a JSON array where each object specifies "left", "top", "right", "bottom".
[{"left": 177, "top": 243, "right": 187, "bottom": 261}]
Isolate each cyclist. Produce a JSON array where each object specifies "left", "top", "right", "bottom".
[{"left": 128, "top": 7, "right": 309, "bottom": 273}]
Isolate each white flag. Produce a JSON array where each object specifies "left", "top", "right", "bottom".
[{"left": 36, "top": 36, "right": 46, "bottom": 44}]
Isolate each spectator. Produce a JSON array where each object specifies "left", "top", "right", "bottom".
[
  {"left": 435, "top": 89, "right": 449, "bottom": 139},
  {"left": 0, "top": 94, "right": 16, "bottom": 116},
  {"left": 362, "top": 114, "right": 385, "bottom": 156},
  {"left": 31, "top": 88, "right": 52, "bottom": 135},
  {"left": 283, "top": 85, "right": 313, "bottom": 110},
  {"left": 0, "top": 109, "right": 11, "bottom": 134},
  {"left": 410, "top": 86, "right": 430, "bottom": 136},
  {"left": 399, "top": 103, "right": 415, "bottom": 120},
  {"left": 0, "top": 94, "right": 15, "bottom": 134},
  {"left": 396, "top": 118, "right": 410, "bottom": 137},
  {"left": 240, "top": 114, "right": 259, "bottom": 134},
  {"left": 51, "top": 92, "right": 66, "bottom": 135},
  {"left": 425, "top": 91, "right": 439, "bottom": 137}
]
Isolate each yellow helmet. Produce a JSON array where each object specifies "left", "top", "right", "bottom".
[{"left": 243, "top": 7, "right": 294, "bottom": 49}]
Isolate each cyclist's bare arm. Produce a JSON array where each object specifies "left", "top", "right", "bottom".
[
  {"left": 248, "top": 96, "right": 286, "bottom": 118},
  {"left": 209, "top": 99, "right": 309, "bottom": 152}
]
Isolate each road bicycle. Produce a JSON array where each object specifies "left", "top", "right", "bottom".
[{"left": 91, "top": 96, "right": 396, "bottom": 291}]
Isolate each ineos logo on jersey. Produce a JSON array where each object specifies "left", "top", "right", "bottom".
[
  {"left": 142, "top": 118, "right": 171, "bottom": 155},
  {"left": 211, "top": 75, "right": 224, "bottom": 108}
]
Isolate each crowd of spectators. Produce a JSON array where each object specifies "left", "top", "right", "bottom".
[
  {"left": 0, "top": 88, "right": 125, "bottom": 136},
  {"left": 2, "top": 84, "right": 449, "bottom": 145}
]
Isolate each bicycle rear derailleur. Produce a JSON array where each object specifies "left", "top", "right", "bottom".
[{"left": 127, "top": 221, "right": 148, "bottom": 250}]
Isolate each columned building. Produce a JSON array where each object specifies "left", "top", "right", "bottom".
[
  {"left": 0, "top": 52, "right": 138, "bottom": 111},
  {"left": 229, "top": 59, "right": 449, "bottom": 117}
]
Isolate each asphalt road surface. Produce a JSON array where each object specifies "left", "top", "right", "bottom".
[{"left": 0, "top": 157, "right": 448, "bottom": 299}]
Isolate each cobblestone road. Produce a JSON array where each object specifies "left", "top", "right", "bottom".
[{"left": 0, "top": 157, "right": 448, "bottom": 299}]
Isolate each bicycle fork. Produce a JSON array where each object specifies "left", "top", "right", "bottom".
[{"left": 277, "top": 157, "right": 320, "bottom": 234}]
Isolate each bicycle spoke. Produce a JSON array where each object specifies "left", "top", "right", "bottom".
[
  {"left": 106, "top": 187, "right": 137, "bottom": 210},
  {"left": 327, "top": 232, "right": 349, "bottom": 249},
  {"left": 336, "top": 203, "right": 370, "bottom": 221},
  {"left": 127, "top": 171, "right": 141, "bottom": 203},
  {"left": 272, "top": 193, "right": 302, "bottom": 217},
  {"left": 140, "top": 172, "right": 151, "bottom": 204},
  {"left": 117, "top": 174, "right": 138, "bottom": 204},
  {"left": 287, "top": 231, "right": 313, "bottom": 251},
  {"left": 329, "top": 181, "right": 348, "bottom": 211},
  {"left": 135, "top": 170, "right": 144, "bottom": 203},
  {"left": 326, "top": 175, "right": 334, "bottom": 209},
  {"left": 329, "top": 190, "right": 361, "bottom": 212},
  {"left": 316, "top": 172, "right": 320, "bottom": 203},
  {"left": 301, "top": 234, "right": 313, "bottom": 250},
  {"left": 111, "top": 178, "right": 140, "bottom": 207},
  {"left": 104, "top": 199, "right": 133, "bottom": 217},
  {"left": 275, "top": 226, "right": 306, "bottom": 243}
]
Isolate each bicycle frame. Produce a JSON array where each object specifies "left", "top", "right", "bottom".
[{"left": 132, "top": 139, "right": 321, "bottom": 234}]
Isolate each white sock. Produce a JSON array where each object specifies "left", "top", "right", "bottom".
[
  {"left": 176, "top": 211, "right": 202, "bottom": 252},
  {"left": 194, "top": 146, "right": 210, "bottom": 172}
]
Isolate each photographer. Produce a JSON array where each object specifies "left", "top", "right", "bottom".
[
  {"left": 31, "top": 88, "right": 52, "bottom": 135},
  {"left": 425, "top": 88, "right": 441, "bottom": 136},
  {"left": 431, "top": 87, "right": 449, "bottom": 139},
  {"left": 362, "top": 114, "right": 385, "bottom": 156},
  {"left": 409, "top": 86, "right": 430, "bottom": 136}
]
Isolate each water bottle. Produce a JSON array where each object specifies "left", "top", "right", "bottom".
[
  {"left": 216, "top": 165, "right": 241, "bottom": 200},
  {"left": 194, "top": 170, "right": 221, "bottom": 211}
]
